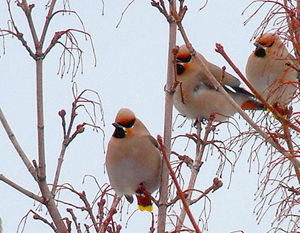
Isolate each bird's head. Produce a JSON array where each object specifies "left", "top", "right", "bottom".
[
  {"left": 253, "top": 33, "right": 284, "bottom": 57},
  {"left": 176, "top": 45, "right": 193, "bottom": 76},
  {"left": 112, "top": 108, "right": 136, "bottom": 138}
]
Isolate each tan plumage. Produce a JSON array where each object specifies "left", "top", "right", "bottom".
[
  {"left": 174, "top": 44, "right": 263, "bottom": 122},
  {"left": 106, "top": 108, "right": 161, "bottom": 212},
  {"left": 246, "top": 33, "right": 298, "bottom": 108}
]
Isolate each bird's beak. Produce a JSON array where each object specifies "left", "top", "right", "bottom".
[
  {"left": 176, "top": 55, "right": 191, "bottom": 63},
  {"left": 254, "top": 42, "right": 265, "bottom": 49},
  {"left": 176, "top": 58, "right": 182, "bottom": 63},
  {"left": 112, "top": 122, "right": 123, "bottom": 129}
]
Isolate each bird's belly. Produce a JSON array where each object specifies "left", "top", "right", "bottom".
[
  {"left": 249, "top": 73, "right": 296, "bottom": 106},
  {"left": 174, "top": 87, "right": 236, "bottom": 121},
  {"left": 106, "top": 153, "right": 160, "bottom": 196}
]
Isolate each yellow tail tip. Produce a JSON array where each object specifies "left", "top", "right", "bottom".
[{"left": 138, "top": 205, "right": 153, "bottom": 212}]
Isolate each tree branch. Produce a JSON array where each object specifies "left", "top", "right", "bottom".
[
  {"left": 17, "top": 0, "right": 39, "bottom": 48},
  {"left": 99, "top": 195, "right": 121, "bottom": 233},
  {"left": 156, "top": 1, "right": 176, "bottom": 232},
  {"left": 215, "top": 43, "right": 300, "bottom": 133},
  {"left": 0, "top": 107, "right": 37, "bottom": 180},
  {"left": 214, "top": 44, "right": 300, "bottom": 169},
  {"left": 157, "top": 135, "right": 202, "bottom": 233},
  {"left": 40, "top": 0, "right": 57, "bottom": 48},
  {"left": 175, "top": 119, "right": 213, "bottom": 230},
  {"left": 0, "top": 174, "right": 43, "bottom": 203}
]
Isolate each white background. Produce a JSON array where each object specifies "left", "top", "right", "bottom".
[{"left": 0, "top": 0, "right": 285, "bottom": 232}]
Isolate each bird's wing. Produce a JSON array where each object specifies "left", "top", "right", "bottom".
[
  {"left": 144, "top": 135, "right": 159, "bottom": 149},
  {"left": 206, "top": 61, "right": 241, "bottom": 87}
]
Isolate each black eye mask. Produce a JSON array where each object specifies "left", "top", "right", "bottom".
[
  {"left": 177, "top": 55, "right": 191, "bottom": 63},
  {"left": 120, "top": 119, "right": 135, "bottom": 128}
]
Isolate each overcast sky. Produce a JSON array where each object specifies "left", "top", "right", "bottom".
[{"left": 0, "top": 0, "right": 289, "bottom": 232}]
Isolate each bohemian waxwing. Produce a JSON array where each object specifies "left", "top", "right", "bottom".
[
  {"left": 246, "top": 33, "right": 298, "bottom": 108},
  {"left": 106, "top": 108, "right": 161, "bottom": 212},
  {"left": 174, "top": 44, "right": 264, "bottom": 122}
]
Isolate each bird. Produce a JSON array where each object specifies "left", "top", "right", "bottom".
[
  {"left": 246, "top": 33, "right": 298, "bottom": 110},
  {"left": 106, "top": 108, "right": 161, "bottom": 212},
  {"left": 174, "top": 44, "right": 264, "bottom": 122}
]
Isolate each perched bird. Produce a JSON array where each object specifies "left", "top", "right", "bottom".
[
  {"left": 106, "top": 108, "right": 161, "bottom": 212},
  {"left": 174, "top": 44, "right": 264, "bottom": 122},
  {"left": 246, "top": 33, "right": 298, "bottom": 109}
]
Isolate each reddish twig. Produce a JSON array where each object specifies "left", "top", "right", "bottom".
[
  {"left": 32, "top": 210, "right": 57, "bottom": 233},
  {"left": 157, "top": 135, "right": 202, "bottom": 233},
  {"left": 175, "top": 119, "right": 214, "bottom": 231},
  {"left": 52, "top": 88, "right": 105, "bottom": 195},
  {"left": 190, "top": 178, "right": 223, "bottom": 205},
  {"left": 214, "top": 43, "right": 300, "bottom": 169},
  {"left": 67, "top": 208, "right": 82, "bottom": 233},
  {"left": 215, "top": 43, "right": 300, "bottom": 133},
  {"left": 99, "top": 195, "right": 121, "bottom": 233}
]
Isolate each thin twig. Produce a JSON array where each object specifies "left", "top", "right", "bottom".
[
  {"left": 175, "top": 119, "right": 214, "bottom": 231},
  {"left": 0, "top": 174, "right": 43, "bottom": 203},
  {"left": 67, "top": 208, "right": 82, "bottom": 233},
  {"left": 116, "top": 0, "right": 135, "bottom": 28},
  {"left": 4, "top": 1, "right": 35, "bottom": 58},
  {"left": 31, "top": 210, "right": 57, "bottom": 233},
  {"left": 17, "top": 0, "right": 39, "bottom": 47},
  {"left": 51, "top": 142, "right": 67, "bottom": 195},
  {"left": 157, "top": 135, "right": 202, "bottom": 233},
  {"left": 214, "top": 44, "right": 300, "bottom": 169},
  {"left": 0, "top": 106, "right": 37, "bottom": 180},
  {"left": 282, "top": 122, "right": 300, "bottom": 184},
  {"left": 190, "top": 178, "right": 223, "bottom": 205},
  {"left": 215, "top": 43, "right": 300, "bottom": 133},
  {"left": 99, "top": 195, "right": 121, "bottom": 233},
  {"left": 171, "top": 9, "right": 300, "bottom": 170}
]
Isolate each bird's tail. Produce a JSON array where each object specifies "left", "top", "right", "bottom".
[
  {"left": 136, "top": 194, "right": 153, "bottom": 212},
  {"left": 241, "top": 99, "right": 265, "bottom": 110},
  {"left": 227, "top": 86, "right": 265, "bottom": 110}
]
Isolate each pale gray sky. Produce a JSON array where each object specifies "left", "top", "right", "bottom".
[{"left": 0, "top": 0, "right": 288, "bottom": 232}]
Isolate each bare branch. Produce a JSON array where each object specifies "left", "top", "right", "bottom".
[
  {"left": 67, "top": 208, "right": 82, "bottom": 233},
  {"left": 17, "top": 0, "right": 39, "bottom": 47},
  {"left": 40, "top": 0, "right": 62, "bottom": 48},
  {"left": 214, "top": 44, "right": 300, "bottom": 169},
  {"left": 0, "top": 174, "right": 43, "bottom": 203},
  {"left": 0, "top": 107, "right": 37, "bottom": 180},
  {"left": 156, "top": 0, "right": 176, "bottom": 231},
  {"left": 175, "top": 119, "right": 214, "bottom": 230},
  {"left": 157, "top": 135, "right": 202, "bottom": 233},
  {"left": 99, "top": 195, "right": 121, "bottom": 233},
  {"left": 116, "top": 0, "right": 136, "bottom": 28},
  {"left": 31, "top": 210, "right": 57, "bottom": 233}
]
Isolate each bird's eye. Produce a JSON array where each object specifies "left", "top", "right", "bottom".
[
  {"left": 120, "top": 119, "right": 135, "bottom": 128},
  {"left": 177, "top": 64, "right": 185, "bottom": 75},
  {"left": 255, "top": 47, "right": 266, "bottom": 57},
  {"left": 177, "top": 55, "right": 191, "bottom": 63}
]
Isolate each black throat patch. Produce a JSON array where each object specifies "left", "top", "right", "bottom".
[
  {"left": 255, "top": 47, "right": 266, "bottom": 57},
  {"left": 113, "top": 127, "right": 126, "bottom": 138}
]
